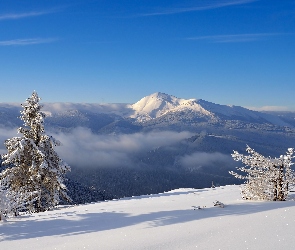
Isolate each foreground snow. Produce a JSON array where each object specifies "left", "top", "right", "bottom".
[{"left": 1, "top": 185, "right": 295, "bottom": 249}]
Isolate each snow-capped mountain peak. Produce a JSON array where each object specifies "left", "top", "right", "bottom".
[
  {"left": 132, "top": 92, "right": 183, "bottom": 114},
  {"left": 131, "top": 92, "right": 212, "bottom": 121}
]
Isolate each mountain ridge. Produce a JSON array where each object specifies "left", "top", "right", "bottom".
[
  {"left": 0, "top": 92, "right": 292, "bottom": 128},
  {"left": 130, "top": 92, "right": 291, "bottom": 127}
]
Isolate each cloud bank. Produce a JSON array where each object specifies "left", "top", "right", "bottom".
[
  {"left": 52, "top": 128, "right": 193, "bottom": 168},
  {"left": 179, "top": 152, "right": 233, "bottom": 169},
  {"left": 0, "top": 126, "right": 233, "bottom": 171},
  {"left": 0, "top": 127, "right": 193, "bottom": 168}
]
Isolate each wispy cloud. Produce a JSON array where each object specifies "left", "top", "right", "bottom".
[
  {"left": 186, "top": 33, "right": 283, "bottom": 43},
  {"left": 138, "top": 0, "right": 258, "bottom": 17},
  {"left": 0, "top": 38, "right": 58, "bottom": 46},
  {"left": 0, "top": 10, "right": 56, "bottom": 20},
  {"left": 246, "top": 106, "right": 293, "bottom": 112}
]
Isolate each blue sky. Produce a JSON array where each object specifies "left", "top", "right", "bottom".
[{"left": 0, "top": 0, "right": 294, "bottom": 110}]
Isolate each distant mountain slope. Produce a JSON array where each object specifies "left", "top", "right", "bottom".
[
  {"left": 0, "top": 93, "right": 295, "bottom": 202},
  {"left": 263, "top": 111, "right": 295, "bottom": 127}
]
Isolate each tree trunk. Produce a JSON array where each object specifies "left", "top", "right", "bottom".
[{"left": 277, "top": 165, "right": 284, "bottom": 201}]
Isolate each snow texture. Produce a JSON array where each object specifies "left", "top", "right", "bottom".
[{"left": 1, "top": 185, "right": 295, "bottom": 249}]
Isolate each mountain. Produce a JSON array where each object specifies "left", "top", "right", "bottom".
[
  {"left": 0, "top": 93, "right": 294, "bottom": 201},
  {"left": 1, "top": 92, "right": 292, "bottom": 130},
  {"left": 130, "top": 92, "right": 292, "bottom": 128},
  {"left": 130, "top": 92, "right": 213, "bottom": 122}
]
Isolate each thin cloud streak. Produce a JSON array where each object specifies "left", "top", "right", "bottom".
[
  {"left": 138, "top": 0, "right": 258, "bottom": 17},
  {"left": 0, "top": 38, "right": 58, "bottom": 46},
  {"left": 0, "top": 10, "right": 56, "bottom": 20},
  {"left": 186, "top": 33, "right": 284, "bottom": 43}
]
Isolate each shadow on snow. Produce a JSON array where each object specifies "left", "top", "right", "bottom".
[{"left": 1, "top": 198, "right": 295, "bottom": 242}]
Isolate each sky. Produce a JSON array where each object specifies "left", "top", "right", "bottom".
[{"left": 0, "top": 0, "right": 294, "bottom": 110}]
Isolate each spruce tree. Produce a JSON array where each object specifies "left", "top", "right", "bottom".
[{"left": 0, "top": 92, "right": 71, "bottom": 213}]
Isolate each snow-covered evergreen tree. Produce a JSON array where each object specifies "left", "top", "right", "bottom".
[
  {"left": 0, "top": 92, "right": 71, "bottom": 213},
  {"left": 229, "top": 146, "right": 295, "bottom": 201}
]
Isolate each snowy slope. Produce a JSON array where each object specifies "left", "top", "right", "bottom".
[{"left": 1, "top": 185, "right": 295, "bottom": 250}]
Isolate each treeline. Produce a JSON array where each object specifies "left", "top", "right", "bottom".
[{"left": 67, "top": 166, "right": 241, "bottom": 200}]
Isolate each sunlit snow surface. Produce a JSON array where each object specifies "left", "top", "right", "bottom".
[{"left": 1, "top": 185, "right": 295, "bottom": 249}]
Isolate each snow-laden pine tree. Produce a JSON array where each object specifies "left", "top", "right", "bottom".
[
  {"left": 0, "top": 92, "right": 71, "bottom": 213},
  {"left": 229, "top": 146, "right": 295, "bottom": 201}
]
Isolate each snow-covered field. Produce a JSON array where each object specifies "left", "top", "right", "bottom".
[{"left": 1, "top": 185, "right": 295, "bottom": 250}]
